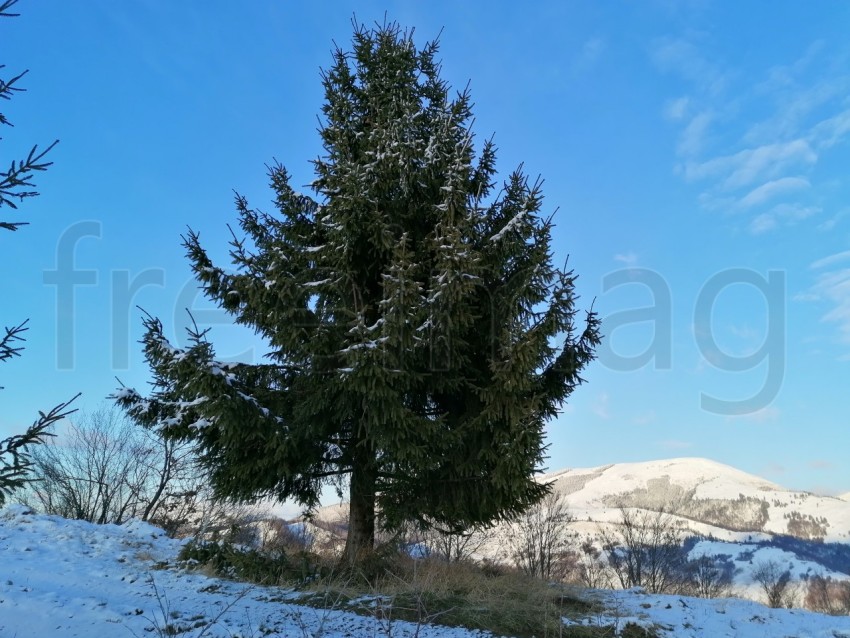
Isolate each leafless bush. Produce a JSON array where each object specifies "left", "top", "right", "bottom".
[
  {"left": 416, "top": 524, "right": 494, "bottom": 564},
  {"left": 600, "top": 507, "right": 686, "bottom": 594},
  {"left": 258, "top": 518, "right": 315, "bottom": 554},
  {"left": 576, "top": 539, "right": 612, "bottom": 589},
  {"left": 683, "top": 554, "right": 735, "bottom": 598},
  {"left": 19, "top": 406, "right": 204, "bottom": 534},
  {"left": 508, "top": 490, "right": 576, "bottom": 580},
  {"left": 752, "top": 559, "right": 794, "bottom": 608},
  {"left": 805, "top": 574, "right": 850, "bottom": 615}
]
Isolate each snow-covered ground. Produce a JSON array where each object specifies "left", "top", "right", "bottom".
[
  {"left": 0, "top": 505, "right": 483, "bottom": 638},
  {"left": 2, "top": 504, "right": 850, "bottom": 637},
  {"left": 582, "top": 589, "right": 850, "bottom": 638}
]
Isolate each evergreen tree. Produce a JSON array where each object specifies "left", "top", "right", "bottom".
[
  {"left": 0, "top": 0, "right": 57, "bottom": 224},
  {"left": 1, "top": 0, "right": 76, "bottom": 505},
  {"left": 115, "top": 21, "right": 600, "bottom": 561}
]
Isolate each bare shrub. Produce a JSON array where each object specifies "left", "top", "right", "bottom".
[
  {"left": 752, "top": 559, "right": 794, "bottom": 608},
  {"left": 600, "top": 507, "right": 686, "bottom": 594},
  {"left": 20, "top": 406, "right": 203, "bottom": 533},
  {"left": 805, "top": 574, "right": 850, "bottom": 615},
  {"left": 417, "top": 524, "right": 494, "bottom": 564},
  {"left": 576, "top": 539, "right": 612, "bottom": 589},
  {"left": 259, "top": 518, "right": 315, "bottom": 554},
  {"left": 508, "top": 490, "right": 576, "bottom": 580},
  {"left": 683, "top": 554, "right": 735, "bottom": 598}
]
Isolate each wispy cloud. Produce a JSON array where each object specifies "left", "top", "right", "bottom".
[
  {"left": 749, "top": 203, "right": 819, "bottom": 235},
  {"left": 739, "top": 177, "right": 810, "bottom": 208},
  {"left": 803, "top": 251, "right": 850, "bottom": 349},
  {"left": 658, "top": 36, "right": 850, "bottom": 234},
  {"left": 664, "top": 96, "right": 690, "bottom": 121},
  {"left": 652, "top": 36, "right": 727, "bottom": 96},
  {"left": 573, "top": 37, "right": 606, "bottom": 73},
  {"left": 677, "top": 111, "right": 713, "bottom": 156},
  {"left": 810, "top": 250, "right": 850, "bottom": 270},
  {"left": 592, "top": 393, "right": 611, "bottom": 419},
  {"left": 810, "top": 108, "right": 850, "bottom": 149},
  {"left": 683, "top": 140, "right": 816, "bottom": 189},
  {"left": 614, "top": 252, "right": 639, "bottom": 267},
  {"left": 812, "top": 270, "right": 850, "bottom": 344},
  {"left": 818, "top": 208, "right": 850, "bottom": 232}
]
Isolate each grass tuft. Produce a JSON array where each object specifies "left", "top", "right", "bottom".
[{"left": 179, "top": 540, "right": 661, "bottom": 638}]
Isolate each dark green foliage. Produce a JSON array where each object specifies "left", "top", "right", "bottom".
[
  {"left": 179, "top": 540, "right": 323, "bottom": 586},
  {"left": 0, "top": 0, "right": 58, "bottom": 224},
  {"left": 0, "top": 397, "right": 77, "bottom": 506},
  {"left": 0, "top": 0, "right": 75, "bottom": 504},
  {"left": 116, "top": 20, "right": 600, "bottom": 557}
]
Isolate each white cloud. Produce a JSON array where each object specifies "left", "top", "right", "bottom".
[
  {"left": 746, "top": 80, "right": 850, "bottom": 146},
  {"left": 651, "top": 36, "right": 726, "bottom": 95},
  {"left": 677, "top": 111, "right": 713, "bottom": 157},
  {"left": 748, "top": 202, "right": 819, "bottom": 235},
  {"left": 614, "top": 252, "right": 639, "bottom": 267},
  {"left": 738, "top": 177, "right": 810, "bottom": 208},
  {"left": 659, "top": 37, "right": 850, "bottom": 235},
  {"left": 576, "top": 37, "right": 606, "bottom": 68},
  {"left": 664, "top": 96, "right": 690, "bottom": 121},
  {"left": 818, "top": 209, "right": 849, "bottom": 232},
  {"left": 810, "top": 108, "right": 850, "bottom": 149},
  {"left": 592, "top": 393, "right": 610, "bottom": 419},
  {"left": 749, "top": 213, "right": 776, "bottom": 235},
  {"left": 685, "top": 139, "right": 817, "bottom": 189},
  {"left": 810, "top": 250, "right": 850, "bottom": 270},
  {"left": 802, "top": 262, "right": 850, "bottom": 347}
]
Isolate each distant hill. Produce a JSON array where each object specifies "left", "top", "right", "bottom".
[
  {"left": 311, "top": 457, "right": 850, "bottom": 544},
  {"left": 303, "top": 457, "right": 850, "bottom": 602},
  {"left": 544, "top": 457, "right": 850, "bottom": 543}
]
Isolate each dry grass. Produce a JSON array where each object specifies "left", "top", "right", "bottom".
[
  {"left": 178, "top": 539, "right": 659, "bottom": 637},
  {"left": 302, "top": 551, "right": 615, "bottom": 638}
]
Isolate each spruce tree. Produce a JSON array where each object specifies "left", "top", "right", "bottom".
[
  {"left": 0, "top": 0, "right": 57, "bottom": 222},
  {"left": 1, "top": 0, "right": 76, "bottom": 505},
  {"left": 115, "top": 21, "right": 600, "bottom": 561}
]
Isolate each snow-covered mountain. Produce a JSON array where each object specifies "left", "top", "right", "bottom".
[
  {"left": 310, "top": 457, "right": 850, "bottom": 546},
  {"left": 544, "top": 457, "right": 850, "bottom": 543}
]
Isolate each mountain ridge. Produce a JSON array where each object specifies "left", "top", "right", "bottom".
[{"left": 538, "top": 457, "right": 850, "bottom": 543}]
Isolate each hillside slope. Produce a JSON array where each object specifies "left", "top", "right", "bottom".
[
  {"left": 2, "top": 504, "right": 850, "bottom": 637},
  {"left": 546, "top": 457, "right": 850, "bottom": 543}
]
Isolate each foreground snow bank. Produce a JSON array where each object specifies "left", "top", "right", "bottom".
[
  {"left": 0, "top": 505, "right": 488, "bottom": 637},
  {"left": 1, "top": 504, "right": 850, "bottom": 637}
]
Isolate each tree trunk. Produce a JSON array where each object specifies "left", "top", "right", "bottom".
[{"left": 344, "top": 447, "right": 377, "bottom": 564}]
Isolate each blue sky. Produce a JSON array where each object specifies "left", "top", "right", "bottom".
[{"left": 3, "top": 1, "right": 849, "bottom": 497}]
